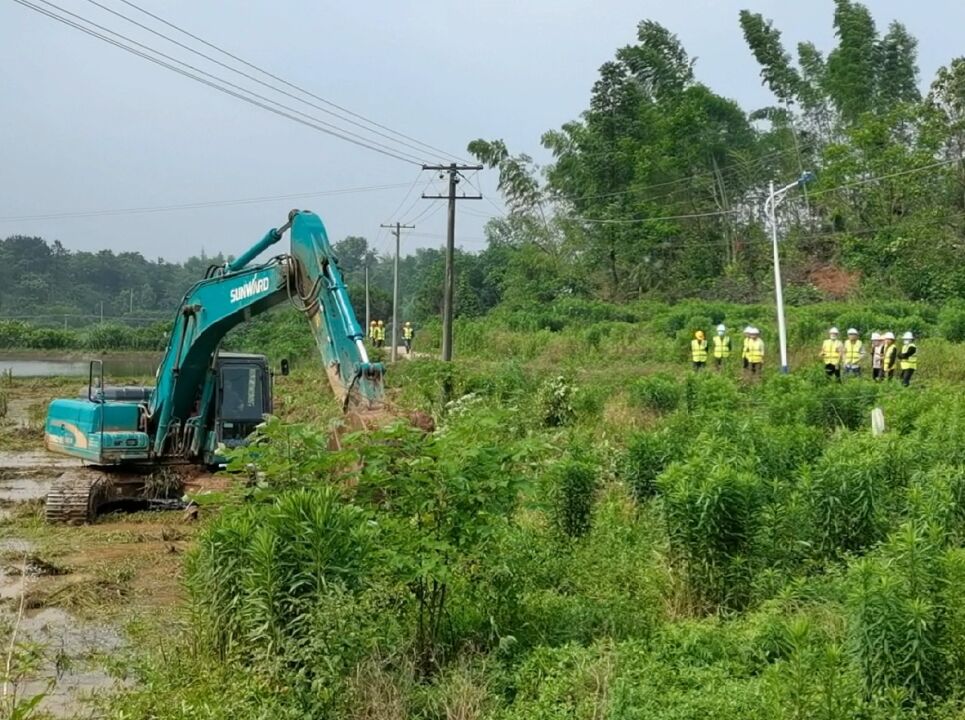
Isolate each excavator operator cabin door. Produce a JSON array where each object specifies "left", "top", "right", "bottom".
[{"left": 216, "top": 362, "right": 269, "bottom": 447}]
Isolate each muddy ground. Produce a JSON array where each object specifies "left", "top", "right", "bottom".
[
  {"left": 0, "top": 450, "right": 198, "bottom": 717},
  {"left": 0, "top": 375, "right": 203, "bottom": 720}
]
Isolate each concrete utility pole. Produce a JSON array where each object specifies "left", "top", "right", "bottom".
[
  {"left": 765, "top": 172, "right": 815, "bottom": 373},
  {"left": 421, "top": 163, "right": 483, "bottom": 361},
  {"left": 364, "top": 264, "right": 370, "bottom": 330},
  {"left": 380, "top": 222, "right": 415, "bottom": 362}
]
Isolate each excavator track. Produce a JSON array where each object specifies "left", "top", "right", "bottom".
[{"left": 44, "top": 469, "right": 109, "bottom": 525}]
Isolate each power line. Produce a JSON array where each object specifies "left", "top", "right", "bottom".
[
  {"left": 403, "top": 199, "right": 445, "bottom": 226},
  {"left": 0, "top": 182, "right": 416, "bottom": 222},
  {"left": 12, "top": 0, "right": 425, "bottom": 165},
  {"left": 807, "top": 158, "right": 961, "bottom": 198},
  {"left": 80, "top": 0, "right": 443, "bottom": 164},
  {"left": 112, "top": 0, "right": 466, "bottom": 163}
]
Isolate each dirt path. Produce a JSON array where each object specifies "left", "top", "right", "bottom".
[{"left": 0, "top": 450, "right": 196, "bottom": 718}]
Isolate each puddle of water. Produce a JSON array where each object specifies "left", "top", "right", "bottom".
[
  {"left": 0, "top": 452, "right": 81, "bottom": 471},
  {"left": 0, "top": 538, "right": 37, "bottom": 554},
  {"left": 7, "top": 607, "right": 125, "bottom": 717},
  {"left": 0, "top": 476, "right": 54, "bottom": 503}
]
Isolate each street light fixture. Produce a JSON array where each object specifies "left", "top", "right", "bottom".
[{"left": 766, "top": 171, "right": 814, "bottom": 374}]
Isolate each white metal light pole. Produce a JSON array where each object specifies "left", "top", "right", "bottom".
[{"left": 765, "top": 172, "right": 814, "bottom": 374}]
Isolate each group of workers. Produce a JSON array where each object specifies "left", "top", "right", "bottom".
[
  {"left": 691, "top": 325, "right": 766, "bottom": 376},
  {"left": 689, "top": 325, "right": 919, "bottom": 386},
  {"left": 367, "top": 320, "right": 415, "bottom": 354},
  {"left": 819, "top": 327, "right": 917, "bottom": 386}
]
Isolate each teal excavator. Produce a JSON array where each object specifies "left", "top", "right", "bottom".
[{"left": 43, "top": 210, "right": 384, "bottom": 523}]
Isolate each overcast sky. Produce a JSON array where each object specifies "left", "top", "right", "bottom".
[{"left": 2, "top": 0, "right": 962, "bottom": 262}]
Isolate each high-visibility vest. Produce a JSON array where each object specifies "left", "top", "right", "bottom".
[
  {"left": 713, "top": 335, "right": 731, "bottom": 359},
  {"left": 884, "top": 344, "right": 898, "bottom": 371},
  {"left": 403, "top": 326, "right": 414, "bottom": 340},
  {"left": 691, "top": 339, "right": 708, "bottom": 362},
  {"left": 375, "top": 326, "right": 385, "bottom": 341},
  {"left": 900, "top": 343, "right": 917, "bottom": 370},
  {"left": 368, "top": 325, "right": 377, "bottom": 339},
  {"left": 746, "top": 338, "right": 764, "bottom": 364},
  {"left": 844, "top": 339, "right": 863, "bottom": 365},
  {"left": 822, "top": 339, "right": 843, "bottom": 366}
]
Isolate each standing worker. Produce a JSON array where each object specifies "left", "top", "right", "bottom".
[
  {"left": 741, "top": 326, "right": 752, "bottom": 370},
  {"left": 843, "top": 328, "right": 864, "bottom": 378},
  {"left": 368, "top": 320, "right": 377, "bottom": 345},
  {"left": 402, "top": 321, "right": 414, "bottom": 355},
  {"left": 745, "top": 327, "right": 764, "bottom": 378},
  {"left": 820, "top": 327, "right": 844, "bottom": 381},
  {"left": 712, "top": 324, "right": 731, "bottom": 371},
  {"left": 882, "top": 332, "right": 899, "bottom": 380},
  {"left": 899, "top": 332, "right": 917, "bottom": 387},
  {"left": 691, "top": 330, "right": 708, "bottom": 372},
  {"left": 375, "top": 320, "right": 385, "bottom": 348},
  {"left": 870, "top": 332, "right": 884, "bottom": 381}
]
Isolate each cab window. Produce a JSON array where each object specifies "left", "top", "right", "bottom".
[{"left": 220, "top": 366, "right": 264, "bottom": 421}]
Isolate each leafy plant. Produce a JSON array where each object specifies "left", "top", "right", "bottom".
[{"left": 549, "top": 458, "right": 600, "bottom": 539}]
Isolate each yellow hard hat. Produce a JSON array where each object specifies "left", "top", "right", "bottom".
[{"left": 695, "top": 330, "right": 705, "bottom": 340}]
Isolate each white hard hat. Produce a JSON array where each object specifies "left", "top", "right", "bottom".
[
  {"left": 870, "top": 332, "right": 881, "bottom": 341},
  {"left": 829, "top": 327, "right": 839, "bottom": 335},
  {"left": 743, "top": 325, "right": 752, "bottom": 333},
  {"left": 717, "top": 324, "right": 726, "bottom": 332},
  {"left": 884, "top": 332, "right": 896, "bottom": 340},
  {"left": 847, "top": 328, "right": 858, "bottom": 335},
  {"left": 750, "top": 327, "right": 760, "bottom": 335},
  {"left": 902, "top": 331, "right": 915, "bottom": 341}
]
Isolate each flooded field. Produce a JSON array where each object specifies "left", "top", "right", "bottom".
[
  {"left": 0, "top": 351, "right": 160, "bottom": 378},
  {"left": 0, "top": 448, "right": 194, "bottom": 717}
]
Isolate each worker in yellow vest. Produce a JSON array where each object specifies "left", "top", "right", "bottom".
[
  {"left": 882, "top": 332, "right": 899, "bottom": 380},
  {"left": 741, "top": 326, "right": 752, "bottom": 370},
  {"left": 368, "top": 320, "right": 377, "bottom": 344},
  {"left": 712, "top": 324, "right": 731, "bottom": 371},
  {"left": 820, "top": 327, "right": 844, "bottom": 381},
  {"left": 843, "top": 328, "right": 865, "bottom": 378},
  {"left": 402, "top": 321, "right": 415, "bottom": 355},
  {"left": 898, "top": 331, "right": 917, "bottom": 386},
  {"left": 745, "top": 327, "right": 764, "bottom": 377},
  {"left": 691, "top": 330, "right": 708, "bottom": 371},
  {"left": 375, "top": 320, "right": 385, "bottom": 348}
]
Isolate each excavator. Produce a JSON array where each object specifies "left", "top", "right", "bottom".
[{"left": 42, "top": 209, "right": 385, "bottom": 523}]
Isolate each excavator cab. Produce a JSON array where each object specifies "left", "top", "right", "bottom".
[{"left": 213, "top": 353, "right": 272, "bottom": 449}]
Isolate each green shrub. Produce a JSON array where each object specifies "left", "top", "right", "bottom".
[
  {"left": 621, "top": 428, "right": 689, "bottom": 501},
  {"left": 549, "top": 459, "right": 599, "bottom": 539},
  {"left": 683, "top": 372, "right": 740, "bottom": 414},
  {"left": 804, "top": 381, "right": 879, "bottom": 431},
  {"left": 809, "top": 434, "right": 909, "bottom": 558},
  {"left": 848, "top": 524, "right": 948, "bottom": 705},
  {"left": 0, "top": 320, "right": 31, "bottom": 348},
  {"left": 659, "top": 462, "right": 762, "bottom": 611},
  {"left": 26, "top": 326, "right": 74, "bottom": 349},
  {"left": 537, "top": 375, "right": 577, "bottom": 427},
  {"left": 629, "top": 373, "right": 681, "bottom": 413},
  {"left": 939, "top": 301, "right": 965, "bottom": 342}
]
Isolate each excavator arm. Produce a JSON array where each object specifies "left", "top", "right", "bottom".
[{"left": 145, "top": 209, "right": 383, "bottom": 457}]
